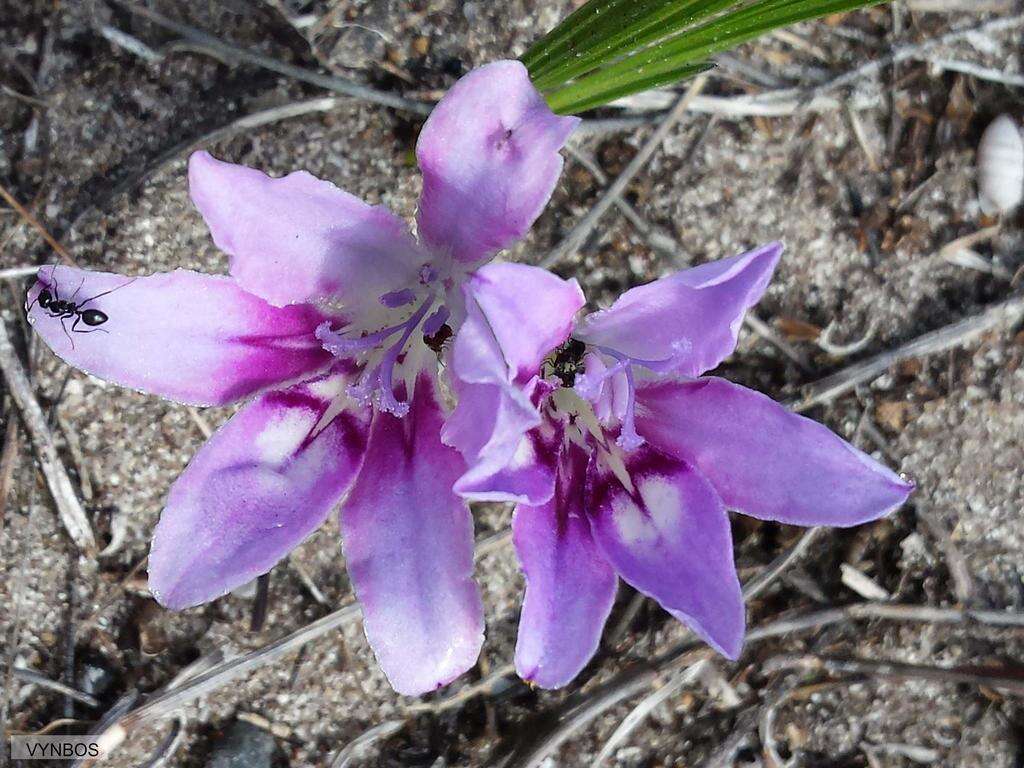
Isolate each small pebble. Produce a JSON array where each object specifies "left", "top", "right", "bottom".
[
  {"left": 977, "top": 114, "right": 1024, "bottom": 215},
  {"left": 207, "top": 721, "right": 280, "bottom": 768}
]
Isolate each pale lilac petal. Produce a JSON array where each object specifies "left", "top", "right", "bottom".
[
  {"left": 462, "top": 263, "right": 585, "bottom": 381},
  {"left": 636, "top": 378, "right": 914, "bottom": 527},
  {"left": 442, "top": 377, "right": 544, "bottom": 501},
  {"left": 189, "top": 151, "right": 425, "bottom": 308},
  {"left": 27, "top": 266, "right": 331, "bottom": 406},
  {"left": 443, "top": 263, "right": 584, "bottom": 503},
  {"left": 341, "top": 375, "right": 484, "bottom": 696},
  {"left": 574, "top": 243, "right": 782, "bottom": 376},
  {"left": 514, "top": 445, "right": 617, "bottom": 688},
  {"left": 149, "top": 371, "right": 369, "bottom": 609},
  {"left": 416, "top": 61, "right": 580, "bottom": 263},
  {"left": 453, "top": 410, "right": 562, "bottom": 503},
  {"left": 588, "top": 448, "right": 744, "bottom": 659}
]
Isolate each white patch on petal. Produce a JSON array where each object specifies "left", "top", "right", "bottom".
[
  {"left": 255, "top": 410, "right": 313, "bottom": 464},
  {"left": 508, "top": 436, "right": 536, "bottom": 470},
  {"left": 610, "top": 493, "right": 658, "bottom": 547},
  {"left": 638, "top": 475, "right": 683, "bottom": 539}
]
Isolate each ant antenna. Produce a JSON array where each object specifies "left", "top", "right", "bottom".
[{"left": 78, "top": 277, "right": 139, "bottom": 308}]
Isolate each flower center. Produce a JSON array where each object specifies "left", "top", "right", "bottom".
[
  {"left": 544, "top": 341, "right": 644, "bottom": 451},
  {"left": 317, "top": 290, "right": 447, "bottom": 417}
]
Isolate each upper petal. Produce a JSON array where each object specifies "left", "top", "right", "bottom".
[
  {"left": 513, "top": 444, "right": 617, "bottom": 689},
  {"left": 636, "top": 377, "right": 914, "bottom": 527},
  {"left": 416, "top": 61, "right": 580, "bottom": 264},
  {"left": 587, "top": 448, "right": 744, "bottom": 659},
  {"left": 573, "top": 243, "right": 782, "bottom": 376},
  {"left": 189, "top": 151, "right": 425, "bottom": 309},
  {"left": 27, "top": 266, "right": 331, "bottom": 406},
  {"left": 149, "top": 370, "right": 369, "bottom": 609},
  {"left": 340, "top": 374, "right": 484, "bottom": 696},
  {"left": 443, "top": 263, "right": 584, "bottom": 504}
]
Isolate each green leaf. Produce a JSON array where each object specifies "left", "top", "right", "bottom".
[
  {"left": 546, "top": 62, "right": 715, "bottom": 114},
  {"left": 524, "top": 0, "right": 890, "bottom": 114},
  {"left": 530, "top": 0, "right": 740, "bottom": 89}
]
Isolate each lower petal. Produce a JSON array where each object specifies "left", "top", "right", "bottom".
[
  {"left": 27, "top": 266, "right": 331, "bottom": 406},
  {"left": 514, "top": 445, "right": 617, "bottom": 688},
  {"left": 340, "top": 374, "right": 484, "bottom": 696},
  {"left": 149, "top": 371, "right": 369, "bottom": 609},
  {"left": 636, "top": 378, "right": 914, "bottom": 527},
  {"left": 449, "top": 386, "right": 561, "bottom": 504},
  {"left": 588, "top": 448, "right": 744, "bottom": 659}
]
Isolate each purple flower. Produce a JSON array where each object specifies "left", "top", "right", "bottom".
[
  {"left": 444, "top": 244, "right": 914, "bottom": 689},
  {"left": 26, "top": 61, "right": 578, "bottom": 696}
]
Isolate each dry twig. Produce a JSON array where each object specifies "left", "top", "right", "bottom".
[
  {"left": 329, "top": 719, "right": 406, "bottom": 767},
  {"left": 107, "top": 1, "right": 432, "bottom": 115},
  {"left": 11, "top": 667, "right": 101, "bottom": 709},
  {"left": 765, "top": 654, "right": 1024, "bottom": 695},
  {"left": 792, "top": 295, "right": 1024, "bottom": 411},
  {"left": 540, "top": 76, "right": 709, "bottom": 269},
  {"left": 0, "top": 182, "right": 73, "bottom": 263},
  {"left": 0, "top": 317, "right": 96, "bottom": 552},
  {"left": 593, "top": 661, "right": 710, "bottom": 767}
]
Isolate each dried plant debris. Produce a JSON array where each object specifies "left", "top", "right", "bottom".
[{"left": 1, "top": 1, "right": 1023, "bottom": 766}]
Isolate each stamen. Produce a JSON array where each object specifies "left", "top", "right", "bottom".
[
  {"left": 573, "top": 356, "right": 629, "bottom": 401},
  {"left": 318, "top": 293, "right": 437, "bottom": 416},
  {"left": 379, "top": 288, "right": 417, "bottom": 308},
  {"left": 317, "top": 320, "right": 406, "bottom": 356},
  {"left": 575, "top": 346, "right": 645, "bottom": 452},
  {"left": 616, "top": 363, "right": 644, "bottom": 451},
  {"left": 422, "top": 305, "right": 450, "bottom": 338}
]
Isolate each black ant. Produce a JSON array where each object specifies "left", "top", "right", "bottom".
[{"left": 26, "top": 268, "right": 135, "bottom": 347}]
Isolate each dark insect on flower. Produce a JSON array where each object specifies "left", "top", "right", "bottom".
[
  {"left": 424, "top": 323, "right": 453, "bottom": 355},
  {"left": 548, "top": 337, "right": 586, "bottom": 386},
  {"left": 25, "top": 269, "right": 131, "bottom": 348}
]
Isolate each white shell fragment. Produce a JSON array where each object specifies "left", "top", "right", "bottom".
[{"left": 977, "top": 114, "right": 1024, "bottom": 215}]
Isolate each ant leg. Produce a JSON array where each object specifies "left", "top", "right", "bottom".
[
  {"left": 50, "top": 270, "right": 62, "bottom": 302},
  {"left": 60, "top": 315, "right": 75, "bottom": 350},
  {"left": 69, "top": 315, "right": 107, "bottom": 335}
]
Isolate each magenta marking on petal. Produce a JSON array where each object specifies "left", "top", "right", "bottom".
[
  {"left": 587, "top": 447, "right": 744, "bottom": 658},
  {"left": 27, "top": 266, "right": 331, "bottom": 406}
]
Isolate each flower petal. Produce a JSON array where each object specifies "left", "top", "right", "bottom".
[
  {"left": 27, "top": 266, "right": 331, "bottom": 406},
  {"left": 573, "top": 243, "right": 782, "bottom": 376},
  {"left": 588, "top": 448, "right": 744, "bottom": 659},
  {"left": 443, "top": 263, "right": 584, "bottom": 503},
  {"left": 636, "top": 377, "right": 914, "bottom": 527},
  {"left": 514, "top": 445, "right": 617, "bottom": 688},
  {"left": 416, "top": 61, "right": 580, "bottom": 264},
  {"left": 189, "top": 151, "right": 424, "bottom": 309},
  {"left": 149, "top": 370, "right": 369, "bottom": 609},
  {"left": 340, "top": 374, "right": 484, "bottom": 696},
  {"left": 461, "top": 263, "right": 585, "bottom": 381}
]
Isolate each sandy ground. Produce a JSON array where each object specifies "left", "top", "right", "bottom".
[{"left": 1, "top": 1, "right": 1023, "bottom": 766}]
